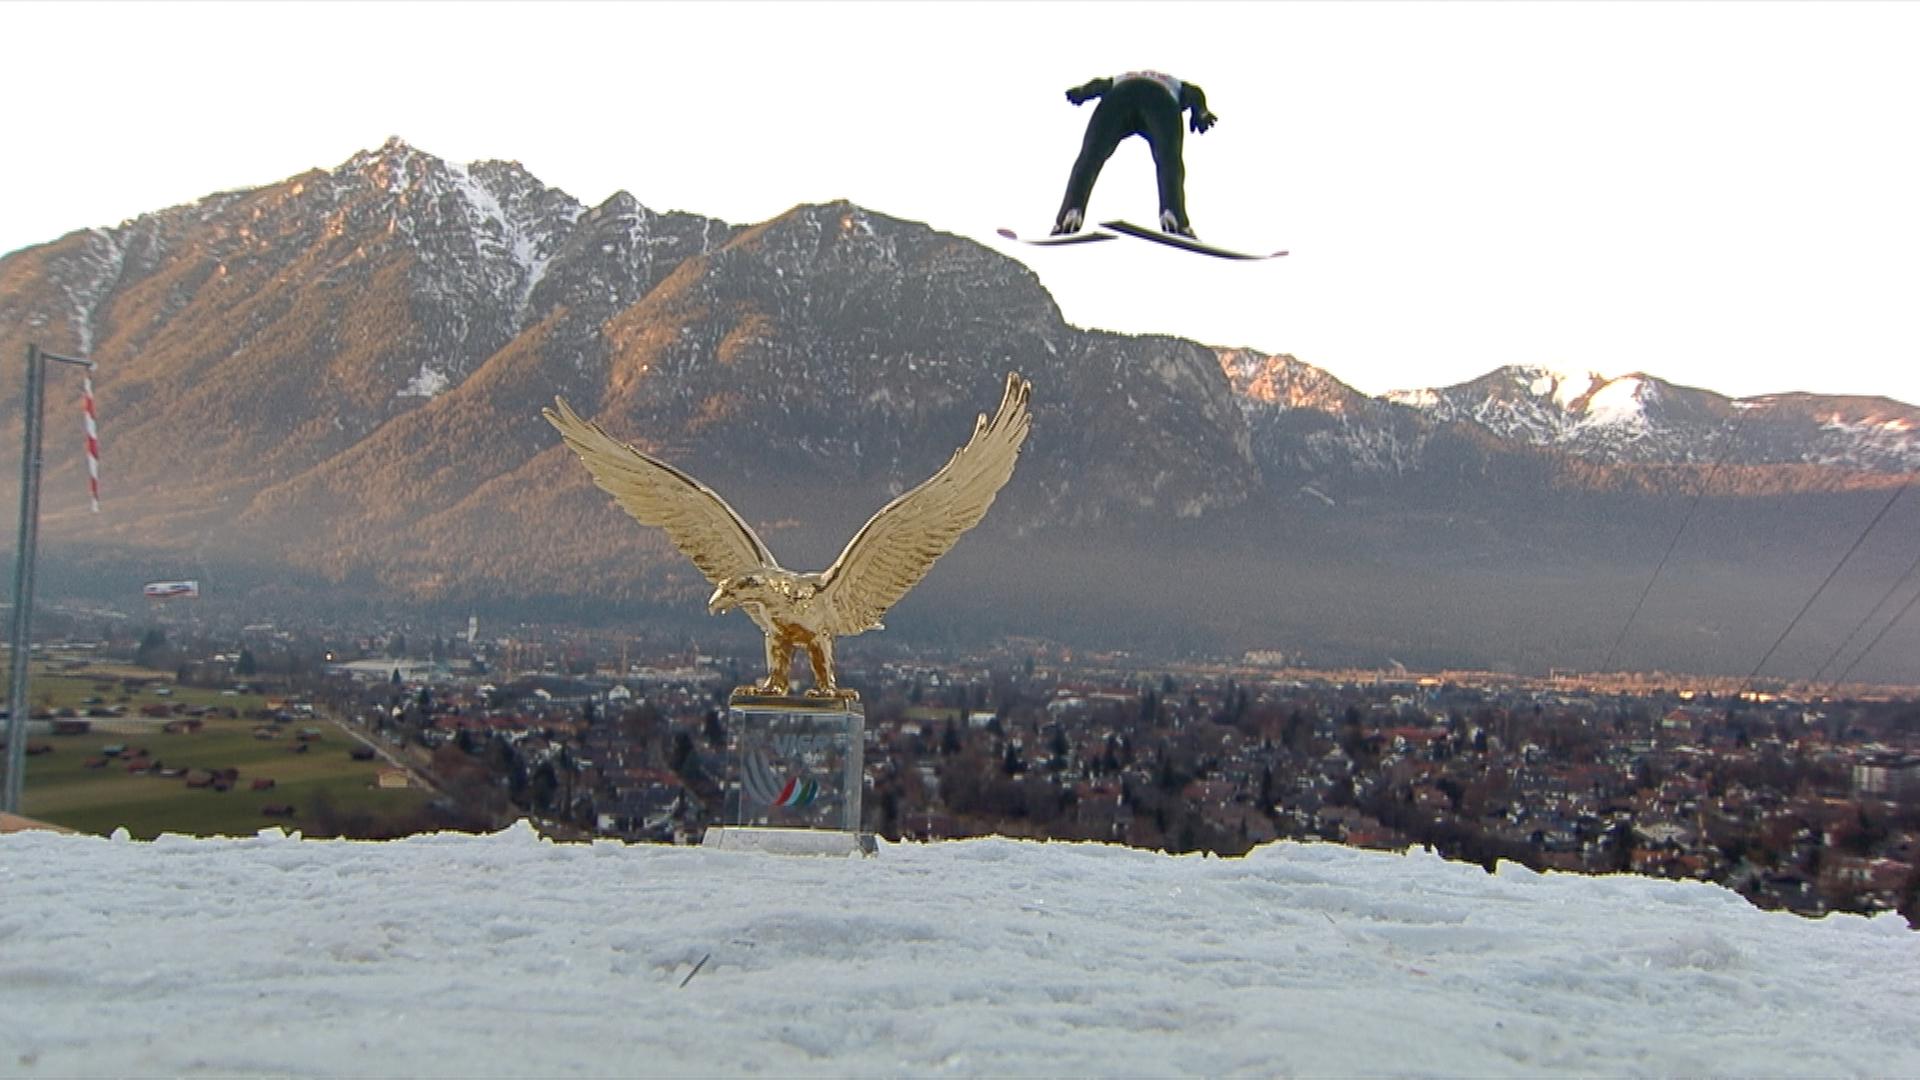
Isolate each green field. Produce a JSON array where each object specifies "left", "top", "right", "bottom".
[{"left": 8, "top": 670, "right": 435, "bottom": 839}]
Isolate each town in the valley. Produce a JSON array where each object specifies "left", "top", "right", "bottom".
[{"left": 8, "top": 609, "right": 1918, "bottom": 928}]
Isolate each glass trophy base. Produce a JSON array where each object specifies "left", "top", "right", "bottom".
[
  {"left": 721, "top": 692, "right": 866, "bottom": 833},
  {"left": 702, "top": 825, "right": 877, "bottom": 857}
]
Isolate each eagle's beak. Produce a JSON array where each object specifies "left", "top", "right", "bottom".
[{"left": 707, "top": 585, "right": 733, "bottom": 615}]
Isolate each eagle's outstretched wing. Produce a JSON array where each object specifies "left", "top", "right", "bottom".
[
  {"left": 818, "top": 373, "right": 1031, "bottom": 635},
  {"left": 544, "top": 397, "right": 778, "bottom": 586}
]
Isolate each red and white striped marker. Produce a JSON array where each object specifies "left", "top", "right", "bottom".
[{"left": 83, "top": 373, "right": 99, "bottom": 512}]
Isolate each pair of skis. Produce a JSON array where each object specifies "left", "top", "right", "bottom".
[{"left": 996, "top": 219, "right": 1287, "bottom": 261}]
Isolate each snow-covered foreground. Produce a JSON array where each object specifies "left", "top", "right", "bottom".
[{"left": 3, "top": 824, "right": 1916, "bottom": 1077}]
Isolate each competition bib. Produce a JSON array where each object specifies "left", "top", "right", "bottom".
[{"left": 1116, "top": 70, "right": 1183, "bottom": 102}]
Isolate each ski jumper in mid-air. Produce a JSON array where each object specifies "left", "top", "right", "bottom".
[{"left": 1053, "top": 71, "right": 1218, "bottom": 238}]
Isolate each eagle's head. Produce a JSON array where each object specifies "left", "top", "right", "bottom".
[{"left": 709, "top": 572, "right": 775, "bottom": 616}]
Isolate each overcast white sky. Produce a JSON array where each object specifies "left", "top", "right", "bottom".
[{"left": 5, "top": 1, "right": 1918, "bottom": 405}]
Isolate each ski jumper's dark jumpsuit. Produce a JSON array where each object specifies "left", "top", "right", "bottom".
[{"left": 1054, "top": 71, "right": 1217, "bottom": 236}]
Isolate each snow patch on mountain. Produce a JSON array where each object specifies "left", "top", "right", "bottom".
[
  {"left": 396, "top": 364, "right": 451, "bottom": 399},
  {"left": 446, "top": 163, "right": 540, "bottom": 319},
  {"left": 1579, "top": 375, "right": 1654, "bottom": 432},
  {"left": 1383, "top": 387, "right": 1439, "bottom": 409},
  {"left": 1811, "top": 413, "right": 1920, "bottom": 469},
  {"left": 1308, "top": 417, "right": 1425, "bottom": 476},
  {"left": 445, "top": 160, "right": 583, "bottom": 326},
  {"left": 615, "top": 200, "right": 677, "bottom": 278},
  {"left": 1468, "top": 396, "right": 1559, "bottom": 443},
  {"left": 1824, "top": 413, "right": 1915, "bottom": 440},
  {"left": 329, "top": 139, "right": 586, "bottom": 339},
  {"left": 1522, "top": 365, "right": 1602, "bottom": 411},
  {"left": 52, "top": 229, "right": 126, "bottom": 355}
]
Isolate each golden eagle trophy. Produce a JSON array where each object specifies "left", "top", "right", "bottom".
[{"left": 544, "top": 372, "right": 1032, "bottom": 703}]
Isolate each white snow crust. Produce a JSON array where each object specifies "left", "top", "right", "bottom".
[{"left": 2, "top": 824, "right": 1916, "bottom": 1077}]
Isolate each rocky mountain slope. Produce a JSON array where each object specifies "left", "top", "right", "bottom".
[{"left": 3, "top": 139, "right": 1916, "bottom": 681}]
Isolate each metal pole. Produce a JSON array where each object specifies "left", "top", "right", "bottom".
[
  {"left": 5, "top": 345, "right": 47, "bottom": 812},
  {"left": 4, "top": 346, "right": 91, "bottom": 815}
]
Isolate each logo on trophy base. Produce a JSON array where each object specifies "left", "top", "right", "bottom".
[
  {"left": 546, "top": 373, "right": 1033, "bottom": 854},
  {"left": 705, "top": 691, "right": 873, "bottom": 856}
]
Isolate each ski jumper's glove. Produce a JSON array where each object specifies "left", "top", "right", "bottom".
[
  {"left": 1065, "top": 77, "right": 1114, "bottom": 106},
  {"left": 1182, "top": 82, "right": 1217, "bottom": 133}
]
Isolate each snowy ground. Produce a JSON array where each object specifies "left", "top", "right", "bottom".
[{"left": 2, "top": 824, "right": 1916, "bottom": 1077}]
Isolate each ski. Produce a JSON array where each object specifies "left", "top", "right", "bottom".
[
  {"left": 1100, "top": 219, "right": 1288, "bottom": 260},
  {"left": 995, "top": 226, "right": 1118, "bottom": 247}
]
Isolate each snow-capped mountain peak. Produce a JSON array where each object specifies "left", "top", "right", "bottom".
[
  {"left": 1355, "top": 361, "right": 1920, "bottom": 470},
  {"left": 326, "top": 141, "right": 585, "bottom": 329},
  {"left": 1386, "top": 365, "right": 1681, "bottom": 461},
  {"left": 1516, "top": 364, "right": 1606, "bottom": 410}
]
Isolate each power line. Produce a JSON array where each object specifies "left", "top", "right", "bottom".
[
  {"left": 1744, "top": 474, "right": 1913, "bottom": 690},
  {"left": 1600, "top": 407, "right": 1752, "bottom": 673},
  {"left": 1828, "top": 575, "right": 1920, "bottom": 693},
  {"left": 1809, "top": 543, "right": 1920, "bottom": 686}
]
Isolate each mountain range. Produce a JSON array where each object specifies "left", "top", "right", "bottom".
[{"left": 2, "top": 138, "right": 1917, "bottom": 682}]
